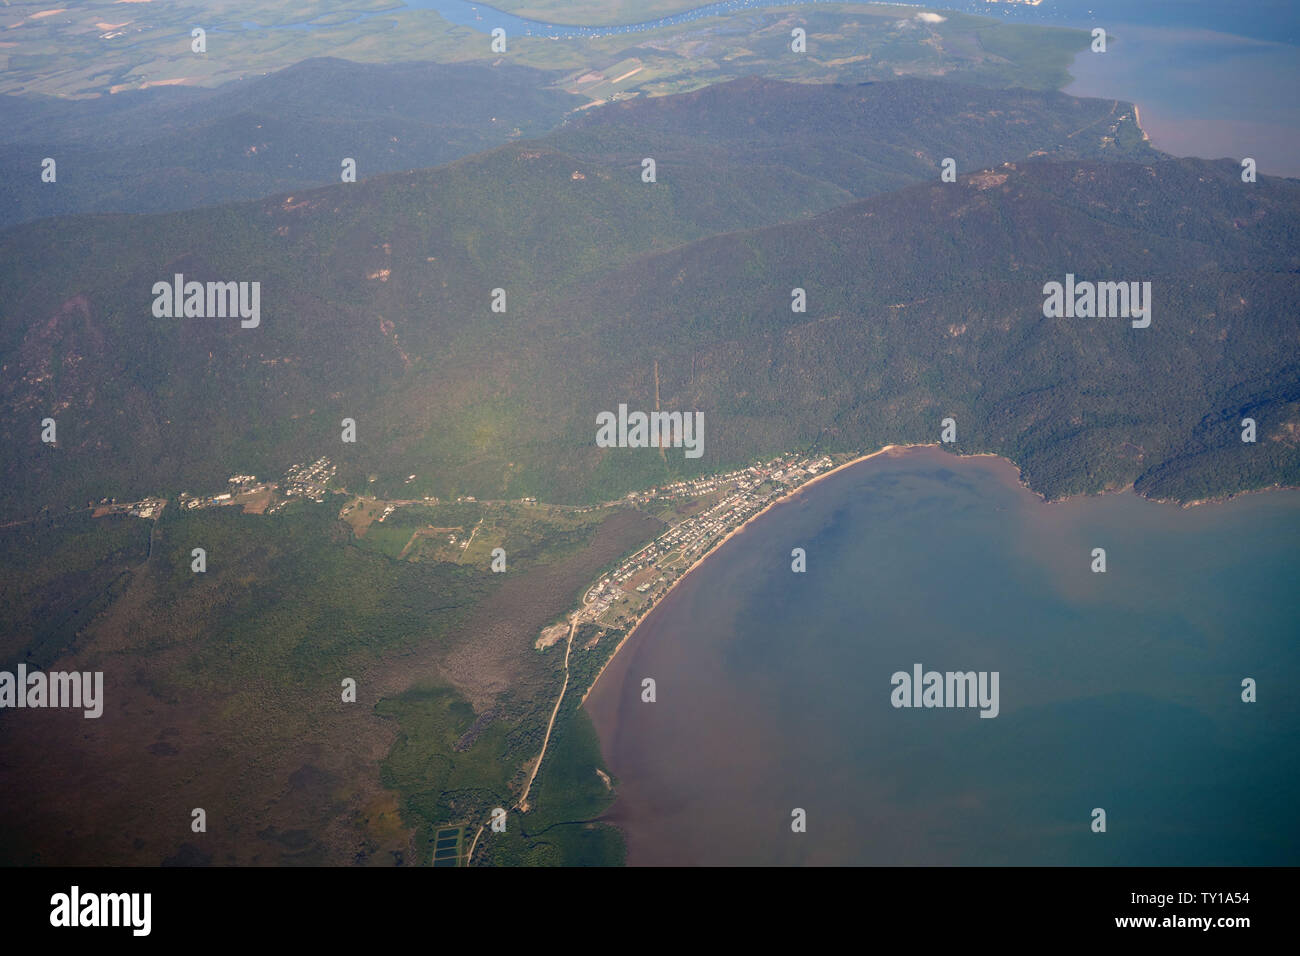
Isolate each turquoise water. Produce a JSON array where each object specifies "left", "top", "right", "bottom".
[{"left": 585, "top": 447, "right": 1300, "bottom": 865}]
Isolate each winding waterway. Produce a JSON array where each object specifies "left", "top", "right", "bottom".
[
  {"left": 404, "top": 0, "right": 1300, "bottom": 43},
  {"left": 252, "top": 1, "right": 1300, "bottom": 176}
]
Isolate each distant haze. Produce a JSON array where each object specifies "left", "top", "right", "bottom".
[{"left": 1067, "top": 25, "right": 1300, "bottom": 178}]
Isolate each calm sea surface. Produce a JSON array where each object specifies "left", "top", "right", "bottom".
[
  {"left": 1065, "top": 24, "right": 1300, "bottom": 177},
  {"left": 585, "top": 447, "right": 1300, "bottom": 864}
]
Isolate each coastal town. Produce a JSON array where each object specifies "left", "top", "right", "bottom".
[
  {"left": 81, "top": 446, "right": 856, "bottom": 685},
  {"left": 578, "top": 453, "right": 837, "bottom": 634}
]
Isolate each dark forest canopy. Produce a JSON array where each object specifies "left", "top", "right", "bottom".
[{"left": 1, "top": 77, "right": 1293, "bottom": 520}]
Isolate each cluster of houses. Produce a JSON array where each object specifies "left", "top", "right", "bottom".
[
  {"left": 172, "top": 458, "right": 337, "bottom": 517},
  {"left": 579, "top": 454, "right": 835, "bottom": 625},
  {"left": 282, "top": 457, "right": 336, "bottom": 503}
]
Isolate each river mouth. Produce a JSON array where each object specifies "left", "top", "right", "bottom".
[
  {"left": 585, "top": 446, "right": 1300, "bottom": 865},
  {"left": 243, "top": 0, "right": 1300, "bottom": 179}
]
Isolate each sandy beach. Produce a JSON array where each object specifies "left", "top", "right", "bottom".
[
  {"left": 578, "top": 442, "right": 930, "bottom": 705},
  {"left": 580, "top": 436, "right": 1300, "bottom": 708}
]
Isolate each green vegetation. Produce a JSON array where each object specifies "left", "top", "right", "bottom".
[
  {"left": 352, "top": 520, "right": 418, "bottom": 559},
  {"left": 3, "top": 62, "right": 1297, "bottom": 868},
  {"left": 0, "top": 1, "right": 472, "bottom": 97},
  {"left": 0, "top": 501, "right": 499, "bottom": 866},
  {"left": 0, "top": 512, "right": 151, "bottom": 669},
  {"left": 566, "top": 623, "right": 628, "bottom": 698},
  {"left": 974, "top": 21, "right": 1095, "bottom": 89},
  {"left": 368, "top": 508, "right": 650, "bottom": 866},
  {"left": 543, "top": 157, "right": 1300, "bottom": 504},
  {"left": 1, "top": 58, "right": 583, "bottom": 230},
  {"left": 6, "top": 80, "right": 1289, "bottom": 514},
  {"left": 146, "top": 504, "right": 493, "bottom": 693},
  {"left": 391, "top": 503, "right": 482, "bottom": 528},
  {"left": 1, "top": 0, "right": 1089, "bottom": 100},
  {"left": 0, "top": 77, "right": 1157, "bottom": 524},
  {"left": 377, "top": 684, "right": 522, "bottom": 858},
  {"left": 0, "top": 492, "right": 653, "bottom": 865},
  {"left": 466, "top": 622, "right": 630, "bottom": 866},
  {"left": 477, "top": 702, "right": 625, "bottom": 866}
]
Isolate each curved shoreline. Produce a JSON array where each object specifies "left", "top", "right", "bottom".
[
  {"left": 579, "top": 442, "right": 1300, "bottom": 711},
  {"left": 578, "top": 442, "right": 927, "bottom": 708},
  {"left": 576, "top": 440, "right": 1300, "bottom": 867}
]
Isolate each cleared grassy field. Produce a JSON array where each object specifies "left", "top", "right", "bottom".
[{"left": 2, "top": 0, "right": 1089, "bottom": 97}]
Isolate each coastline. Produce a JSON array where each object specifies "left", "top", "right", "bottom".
[
  {"left": 578, "top": 442, "right": 1300, "bottom": 711},
  {"left": 1063, "top": 22, "right": 1300, "bottom": 179},
  {"left": 578, "top": 442, "right": 927, "bottom": 707},
  {"left": 575, "top": 441, "right": 1300, "bottom": 868}
]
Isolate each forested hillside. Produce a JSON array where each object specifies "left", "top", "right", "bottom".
[
  {"left": 537, "top": 157, "right": 1300, "bottom": 503},
  {"left": 0, "top": 77, "right": 1164, "bottom": 520},
  {"left": 2, "top": 61, "right": 1297, "bottom": 872},
  {"left": 0, "top": 58, "right": 583, "bottom": 229}
]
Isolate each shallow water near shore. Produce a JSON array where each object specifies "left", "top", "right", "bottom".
[
  {"left": 584, "top": 446, "right": 1300, "bottom": 865},
  {"left": 1065, "top": 23, "right": 1300, "bottom": 178}
]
